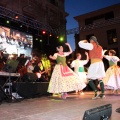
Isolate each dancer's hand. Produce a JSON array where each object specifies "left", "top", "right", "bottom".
[
  {"left": 103, "top": 50, "right": 107, "bottom": 55},
  {"left": 49, "top": 55, "right": 52, "bottom": 59},
  {"left": 65, "top": 43, "right": 70, "bottom": 46},
  {"left": 83, "top": 40, "right": 88, "bottom": 43},
  {"left": 85, "top": 52, "right": 88, "bottom": 56},
  {"left": 65, "top": 43, "right": 72, "bottom": 53}
]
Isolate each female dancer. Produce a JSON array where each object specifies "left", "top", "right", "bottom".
[
  {"left": 48, "top": 43, "right": 86, "bottom": 99},
  {"left": 71, "top": 52, "right": 89, "bottom": 94},
  {"left": 103, "top": 49, "right": 120, "bottom": 94}
]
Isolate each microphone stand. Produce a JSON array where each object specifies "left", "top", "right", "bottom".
[{"left": 7, "top": 66, "right": 19, "bottom": 102}]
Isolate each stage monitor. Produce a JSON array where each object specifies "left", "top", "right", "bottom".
[
  {"left": 83, "top": 104, "right": 112, "bottom": 120},
  {"left": 0, "top": 25, "right": 33, "bottom": 57}
]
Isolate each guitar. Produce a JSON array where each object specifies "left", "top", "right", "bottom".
[{"left": 35, "top": 69, "right": 50, "bottom": 78}]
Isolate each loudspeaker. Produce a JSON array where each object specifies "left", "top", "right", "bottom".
[
  {"left": 83, "top": 104, "right": 112, "bottom": 120},
  {"left": 22, "top": 73, "right": 38, "bottom": 82},
  {"left": 116, "top": 108, "right": 120, "bottom": 113},
  {"left": 13, "top": 82, "right": 49, "bottom": 98}
]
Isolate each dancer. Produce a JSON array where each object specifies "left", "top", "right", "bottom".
[
  {"left": 103, "top": 49, "right": 120, "bottom": 94},
  {"left": 78, "top": 36, "right": 106, "bottom": 99},
  {"left": 48, "top": 43, "right": 86, "bottom": 99},
  {"left": 71, "top": 52, "right": 89, "bottom": 94}
]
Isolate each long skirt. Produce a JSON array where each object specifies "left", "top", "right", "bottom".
[
  {"left": 103, "top": 65, "right": 120, "bottom": 90},
  {"left": 87, "top": 61, "right": 105, "bottom": 80},
  {"left": 48, "top": 64, "right": 86, "bottom": 93},
  {"left": 76, "top": 72, "right": 88, "bottom": 84}
]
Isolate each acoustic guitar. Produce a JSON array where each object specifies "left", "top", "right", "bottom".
[{"left": 35, "top": 69, "right": 50, "bottom": 78}]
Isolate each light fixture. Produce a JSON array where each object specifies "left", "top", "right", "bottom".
[
  {"left": 49, "top": 34, "right": 52, "bottom": 37},
  {"left": 40, "top": 39, "right": 42, "bottom": 42},
  {"left": 15, "top": 14, "right": 19, "bottom": 19},
  {"left": 42, "top": 30, "right": 46, "bottom": 34},
  {"left": 20, "top": 25, "right": 22, "bottom": 27},
  {"left": 6, "top": 20, "right": 10, "bottom": 24}
]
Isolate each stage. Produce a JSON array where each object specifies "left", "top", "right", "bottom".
[{"left": 0, "top": 90, "right": 120, "bottom": 120}]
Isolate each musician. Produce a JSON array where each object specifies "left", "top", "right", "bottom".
[
  {"left": 33, "top": 61, "right": 48, "bottom": 82},
  {"left": 0, "top": 51, "right": 7, "bottom": 70},
  {"left": 26, "top": 60, "right": 34, "bottom": 73},
  {"left": 19, "top": 54, "right": 25, "bottom": 58}
]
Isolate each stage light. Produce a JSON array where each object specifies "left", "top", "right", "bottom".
[
  {"left": 42, "top": 30, "right": 46, "bottom": 34},
  {"left": 40, "top": 39, "right": 42, "bottom": 42},
  {"left": 15, "top": 15, "right": 19, "bottom": 19},
  {"left": 57, "top": 36, "right": 59, "bottom": 38},
  {"left": 6, "top": 20, "right": 10, "bottom": 24},
  {"left": 49, "top": 34, "right": 52, "bottom": 37},
  {"left": 59, "top": 37, "right": 64, "bottom": 42},
  {"left": 20, "top": 25, "right": 22, "bottom": 27}
]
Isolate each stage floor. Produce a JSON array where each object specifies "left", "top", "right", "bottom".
[{"left": 0, "top": 90, "right": 120, "bottom": 120}]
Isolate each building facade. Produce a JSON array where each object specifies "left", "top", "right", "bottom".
[{"left": 74, "top": 3, "right": 120, "bottom": 57}]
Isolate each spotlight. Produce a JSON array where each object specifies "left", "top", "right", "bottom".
[
  {"left": 42, "top": 30, "right": 46, "bottom": 34},
  {"left": 15, "top": 14, "right": 19, "bottom": 19},
  {"left": 49, "top": 34, "right": 52, "bottom": 37},
  {"left": 59, "top": 36, "right": 64, "bottom": 42},
  {"left": 6, "top": 20, "right": 10, "bottom": 24},
  {"left": 20, "top": 25, "right": 22, "bottom": 27},
  {"left": 40, "top": 39, "right": 42, "bottom": 42}
]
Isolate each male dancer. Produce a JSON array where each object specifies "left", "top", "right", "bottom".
[{"left": 78, "top": 36, "right": 105, "bottom": 99}]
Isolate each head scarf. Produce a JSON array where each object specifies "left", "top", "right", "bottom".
[{"left": 89, "top": 36, "right": 99, "bottom": 45}]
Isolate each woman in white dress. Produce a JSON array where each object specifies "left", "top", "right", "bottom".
[
  {"left": 71, "top": 52, "right": 89, "bottom": 94},
  {"left": 103, "top": 49, "right": 120, "bottom": 94}
]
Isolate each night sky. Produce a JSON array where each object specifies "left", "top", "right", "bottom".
[{"left": 65, "top": 0, "right": 120, "bottom": 50}]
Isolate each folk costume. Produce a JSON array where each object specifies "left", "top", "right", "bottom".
[
  {"left": 71, "top": 56, "right": 88, "bottom": 84},
  {"left": 103, "top": 55, "right": 120, "bottom": 91},
  {"left": 78, "top": 36, "right": 106, "bottom": 99},
  {"left": 48, "top": 52, "right": 86, "bottom": 97}
]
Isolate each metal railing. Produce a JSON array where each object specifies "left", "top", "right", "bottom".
[
  {"left": 80, "top": 16, "right": 120, "bottom": 32},
  {"left": 66, "top": 16, "right": 120, "bottom": 35},
  {"left": 0, "top": 5, "right": 120, "bottom": 35}
]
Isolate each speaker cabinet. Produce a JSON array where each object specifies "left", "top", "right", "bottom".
[
  {"left": 13, "top": 82, "right": 49, "bottom": 98},
  {"left": 83, "top": 104, "right": 112, "bottom": 120},
  {"left": 21, "top": 73, "right": 38, "bottom": 82}
]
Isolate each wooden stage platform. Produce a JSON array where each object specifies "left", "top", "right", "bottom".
[{"left": 0, "top": 90, "right": 120, "bottom": 120}]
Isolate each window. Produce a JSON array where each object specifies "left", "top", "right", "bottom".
[
  {"left": 107, "top": 29, "right": 117, "bottom": 44},
  {"left": 85, "top": 19, "right": 93, "bottom": 25},
  {"left": 105, "top": 11, "right": 114, "bottom": 20}
]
